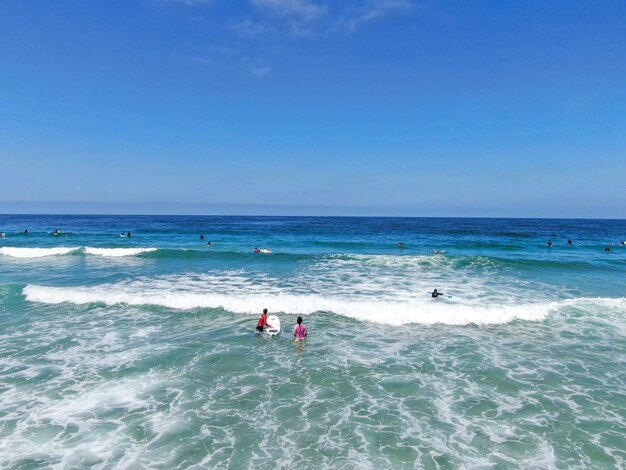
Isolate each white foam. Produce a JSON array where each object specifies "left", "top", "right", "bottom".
[
  {"left": 22, "top": 281, "right": 617, "bottom": 326},
  {"left": 84, "top": 247, "right": 157, "bottom": 257},
  {"left": 0, "top": 247, "right": 80, "bottom": 258},
  {"left": 19, "top": 251, "right": 626, "bottom": 326}
]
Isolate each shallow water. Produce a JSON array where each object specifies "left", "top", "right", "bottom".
[{"left": 1, "top": 216, "right": 625, "bottom": 468}]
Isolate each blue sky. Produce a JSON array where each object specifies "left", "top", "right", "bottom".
[{"left": 1, "top": 0, "right": 625, "bottom": 217}]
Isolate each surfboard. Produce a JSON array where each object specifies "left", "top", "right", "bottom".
[
  {"left": 260, "top": 248, "right": 272, "bottom": 254},
  {"left": 266, "top": 315, "right": 281, "bottom": 336}
]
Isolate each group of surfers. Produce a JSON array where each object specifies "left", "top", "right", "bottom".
[
  {"left": 255, "top": 289, "right": 449, "bottom": 339},
  {"left": 256, "top": 308, "right": 307, "bottom": 341},
  {"left": 546, "top": 239, "right": 625, "bottom": 251},
  {"left": 6, "top": 230, "right": 625, "bottom": 251}
]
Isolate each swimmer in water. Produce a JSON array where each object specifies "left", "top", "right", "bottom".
[
  {"left": 547, "top": 240, "right": 553, "bottom": 247},
  {"left": 293, "top": 316, "right": 307, "bottom": 341},
  {"left": 200, "top": 234, "right": 204, "bottom": 240},
  {"left": 397, "top": 242, "right": 405, "bottom": 248},
  {"left": 431, "top": 289, "right": 444, "bottom": 298},
  {"left": 567, "top": 239, "right": 572, "bottom": 246},
  {"left": 605, "top": 246, "right": 611, "bottom": 252}
]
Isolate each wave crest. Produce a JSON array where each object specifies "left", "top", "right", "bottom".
[
  {"left": 21, "top": 282, "right": 611, "bottom": 326},
  {"left": 0, "top": 247, "right": 81, "bottom": 258},
  {"left": 84, "top": 247, "right": 157, "bottom": 257}
]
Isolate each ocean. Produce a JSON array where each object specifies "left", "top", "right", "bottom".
[{"left": 1, "top": 215, "right": 625, "bottom": 468}]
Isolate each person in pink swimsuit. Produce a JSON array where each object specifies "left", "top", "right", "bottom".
[{"left": 293, "top": 316, "right": 307, "bottom": 341}]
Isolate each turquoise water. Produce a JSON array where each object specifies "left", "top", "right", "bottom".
[{"left": 1, "top": 215, "right": 625, "bottom": 468}]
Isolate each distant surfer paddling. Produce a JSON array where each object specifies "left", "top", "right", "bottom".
[
  {"left": 431, "top": 289, "right": 444, "bottom": 298},
  {"left": 256, "top": 308, "right": 272, "bottom": 332},
  {"left": 293, "top": 316, "right": 307, "bottom": 341}
]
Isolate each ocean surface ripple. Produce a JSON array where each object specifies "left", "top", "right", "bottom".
[{"left": 1, "top": 215, "right": 625, "bottom": 468}]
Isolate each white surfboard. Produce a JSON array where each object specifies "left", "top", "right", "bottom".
[{"left": 266, "top": 315, "right": 281, "bottom": 336}]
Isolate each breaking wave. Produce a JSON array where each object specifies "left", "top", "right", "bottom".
[
  {"left": 23, "top": 280, "right": 623, "bottom": 326},
  {"left": 84, "top": 247, "right": 158, "bottom": 257},
  {"left": 0, "top": 247, "right": 81, "bottom": 258}
]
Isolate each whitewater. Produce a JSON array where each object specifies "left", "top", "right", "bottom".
[{"left": 1, "top": 215, "right": 625, "bottom": 468}]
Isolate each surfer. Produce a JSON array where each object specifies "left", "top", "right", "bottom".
[
  {"left": 620, "top": 241, "right": 625, "bottom": 247},
  {"left": 397, "top": 242, "right": 405, "bottom": 248},
  {"left": 206, "top": 241, "right": 212, "bottom": 246},
  {"left": 431, "top": 289, "right": 444, "bottom": 298},
  {"left": 127, "top": 232, "right": 132, "bottom": 237},
  {"left": 256, "top": 308, "right": 272, "bottom": 332},
  {"left": 546, "top": 240, "right": 553, "bottom": 247},
  {"left": 567, "top": 239, "right": 572, "bottom": 246},
  {"left": 24, "top": 229, "right": 28, "bottom": 234},
  {"left": 200, "top": 234, "right": 204, "bottom": 240},
  {"left": 293, "top": 316, "right": 307, "bottom": 341},
  {"left": 253, "top": 247, "right": 260, "bottom": 253},
  {"left": 432, "top": 250, "right": 444, "bottom": 256},
  {"left": 604, "top": 246, "right": 611, "bottom": 252}
]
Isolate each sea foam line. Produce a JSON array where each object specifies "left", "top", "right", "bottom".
[
  {"left": 0, "top": 246, "right": 157, "bottom": 258},
  {"left": 0, "top": 247, "right": 81, "bottom": 258},
  {"left": 21, "top": 283, "right": 605, "bottom": 326},
  {"left": 84, "top": 247, "right": 158, "bottom": 257}
]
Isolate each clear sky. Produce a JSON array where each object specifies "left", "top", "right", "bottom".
[{"left": 1, "top": 0, "right": 625, "bottom": 217}]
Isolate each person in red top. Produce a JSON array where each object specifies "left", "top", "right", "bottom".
[{"left": 256, "top": 308, "right": 272, "bottom": 332}]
